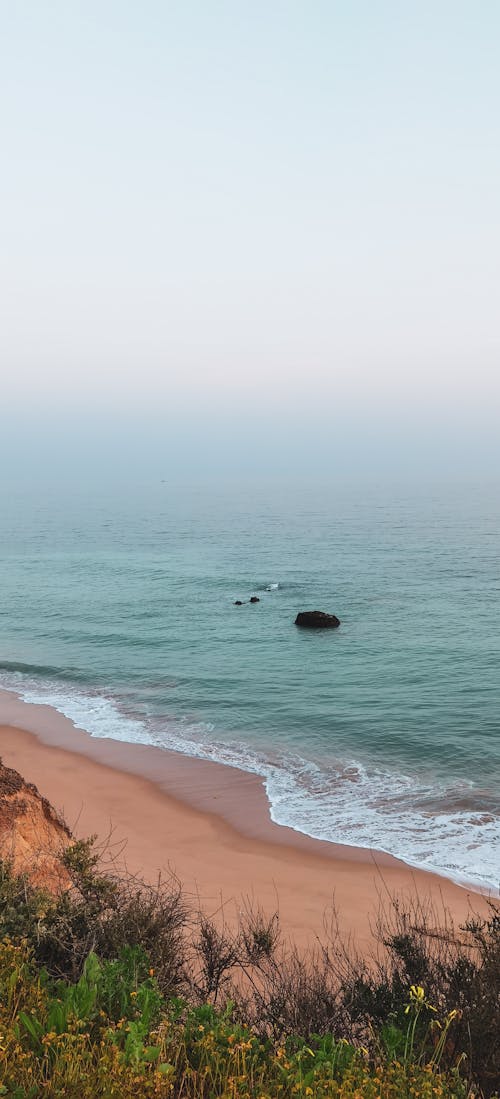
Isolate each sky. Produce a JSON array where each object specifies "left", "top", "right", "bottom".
[{"left": 1, "top": 1, "right": 499, "bottom": 482}]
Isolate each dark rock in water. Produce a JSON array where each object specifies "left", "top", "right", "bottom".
[
  {"left": 234, "top": 600, "right": 243, "bottom": 606},
  {"left": 249, "top": 596, "right": 260, "bottom": 603},
  {"left": 295, "top": 610, "right": 340, "bottom": 629}
]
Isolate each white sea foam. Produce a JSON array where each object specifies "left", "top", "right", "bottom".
[{"left": 1, "top": 670, "right": 499, "bottom": 894}]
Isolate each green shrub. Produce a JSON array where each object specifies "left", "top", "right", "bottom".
[
  {"left": 0, "top": 846, "right": 188, "bottom": 994},
  {"left": 0, "top": 854, "right": 498, "bottom": 1097}
]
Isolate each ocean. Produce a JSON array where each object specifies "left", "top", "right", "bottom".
[{"left": 0, "top": 479, "right": 499, "bottom": 891}]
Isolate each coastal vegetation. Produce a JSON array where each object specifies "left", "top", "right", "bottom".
[{"left": 0, "top": 837, "right": 498, "bottom": 1099}]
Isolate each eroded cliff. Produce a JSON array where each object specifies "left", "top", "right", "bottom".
[{"left": 0, "top": 757, "right": 72, "bottom": 892}]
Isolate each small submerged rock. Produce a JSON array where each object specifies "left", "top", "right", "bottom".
[
  {"left": 234, "top": 600, "right": 244, "bottom": 606},
  {"left": 249, "top": 596, "right": 260, "bottom": 603},
  {"left": 295, "top": 610, "right": 340, "bottom": 629}
]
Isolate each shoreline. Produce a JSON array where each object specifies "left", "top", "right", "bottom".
[{"left": 0, "top": 688, "right": 493, "bottom": 948}]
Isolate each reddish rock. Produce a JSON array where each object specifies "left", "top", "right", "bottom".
[{"left": 0, "top": 757, "right": 72, "bottom": 893}]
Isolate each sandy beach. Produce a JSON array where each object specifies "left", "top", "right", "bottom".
[{"left": 0, "top": 689, "right": 492, "bottom": 951}]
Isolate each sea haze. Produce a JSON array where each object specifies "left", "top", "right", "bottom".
[{"left": 0, "top": 479, "right": 499, "bottom": 891}]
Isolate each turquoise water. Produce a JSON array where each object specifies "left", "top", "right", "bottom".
[{"left": 0, "top": 480, "right": 499, "bottom": 890}]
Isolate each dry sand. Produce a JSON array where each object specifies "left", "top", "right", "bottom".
[{"left": 0, "top": 689, "right": 492, "bottom": 951}]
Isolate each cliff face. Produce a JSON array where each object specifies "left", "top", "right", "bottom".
[{"left": 0, "top": 757, "right": 72, "bottom": 892}]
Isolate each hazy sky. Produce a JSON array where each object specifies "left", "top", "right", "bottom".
[{"left": 1, "top": 2, "right": 499, "bottom": 481}]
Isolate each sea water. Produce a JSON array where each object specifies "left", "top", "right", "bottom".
[{"left": 0, "top": 479, "right": 499, "bottom": 891}]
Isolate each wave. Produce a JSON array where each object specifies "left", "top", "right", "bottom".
[
  {"left": 0, "top": 667, "right": 498, "bottom": 893},
  {"left": 0, "top": 660, "right": 99, "bottom": 685}
]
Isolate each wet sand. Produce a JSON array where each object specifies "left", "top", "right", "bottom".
[{"left": 0, "top": 689, "right": 492, "bottom": 949}]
